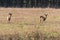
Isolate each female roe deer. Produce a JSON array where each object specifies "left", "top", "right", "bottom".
[{"left": 7, "top": 13, "right": 12, "bottom": 23}]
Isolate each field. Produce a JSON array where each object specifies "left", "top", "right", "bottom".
[{"left": 0, "top": 8, "right": 60, "bottom": 40}]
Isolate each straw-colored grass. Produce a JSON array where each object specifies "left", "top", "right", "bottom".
[{"left": 0, "top": 8, "right": 60, "bottom": 40}]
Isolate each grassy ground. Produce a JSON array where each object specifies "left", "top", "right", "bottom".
[{"left": 0, "top": 8, "right": 60, "bottom": 40}]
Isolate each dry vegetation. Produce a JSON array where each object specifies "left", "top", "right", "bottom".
[{"left": 0, "top": 8, "right": 60, "bottom": 40}]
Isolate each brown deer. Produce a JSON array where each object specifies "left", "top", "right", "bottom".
[
  {"left": 40, "top": 14, "right": 48, "bottom": 22},
  {"left": 7, "top": 13, "right": 12, "bottom": 23}
]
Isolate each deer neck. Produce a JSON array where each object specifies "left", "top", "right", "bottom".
[{"left": 9, "top": 15, "right": 12, "bottom": 17}]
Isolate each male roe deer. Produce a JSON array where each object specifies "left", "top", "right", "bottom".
[{"left": 40, "top": 14, "right": 48, "bottom": 22}]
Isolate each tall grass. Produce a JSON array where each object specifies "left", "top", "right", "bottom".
[
  {"left": 0, "top": 22, "right": 59, "bottom": 40},
  {"left": 0, "top": 8, "right": 60, "bottom": 40}
]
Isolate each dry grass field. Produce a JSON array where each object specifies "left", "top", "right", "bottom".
[{"left": 0, "top": 8, "right": 60, "bottom": 40}]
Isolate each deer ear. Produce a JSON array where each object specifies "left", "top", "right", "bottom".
[
  {"left": 45, "top": 13, "right": 48, "bottom": 15},
  {"left": 46, "top": 14, "right": 48, "bottom": 15}
]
